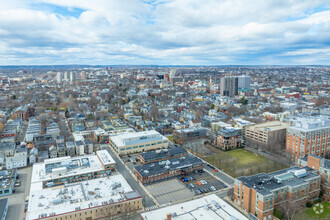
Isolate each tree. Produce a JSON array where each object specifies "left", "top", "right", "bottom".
[
  {"left": 194, "top": 109, "right": 203, "bottom": 120},
  {"left": 210, "top": 103, "right": 215, "bottom": 109},
  {"left": 278, "top": 200, "right": 301, "bottom": 220},
  {"left": 12, "top": 94, "right": 16, "bottom": 100},
  {"left": 240, "top": 96, "right": 248, "bottom": 105}
]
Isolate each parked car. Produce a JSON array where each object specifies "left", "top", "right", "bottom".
[
  {"left": 209, "top": 186, "right": 216, "bottom": 191},
  {"left": 189, "top": 183, "right": 195, "bottom": 188},
  {"left": 195, "top": 189, "right": 202, "bottom": 195},
  {"left": 197, "top": 181, "right": 202, "bottom": 186}
]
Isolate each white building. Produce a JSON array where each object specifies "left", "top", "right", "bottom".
[
  {"left": 69, "top": 71, "right": 76, "bottom": 82},
  {"left": 109, "top": 130, "right": 169, "bottom": 155},
  {"left": 238, "top": 75, "right": 251, "bottom": 89},
  {"left": 141, "top": 194, "right": 248, "bottom": 220},
  {"left": 56, "top": 72, "right": 63, "bottom": 83},
  {"left": 6, "top": 146, "right": 27, "bottom": 169}
]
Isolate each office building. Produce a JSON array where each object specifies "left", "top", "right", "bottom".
[
  {"left": 26, "top": 174, "right": 142, "bottom": 220},
  {"left": 0, "top": 170, "right": 17, "bottom": 197},
  {"left": 238, "top": 75, "right": 251, "bottom": 89},
  {"left": 216, "top": 127, "right": 241, "bottom": 150},
  {"left": 245, "top": 121, "right": 289, "bottom": 152},
  {"left": 134, "top": 155, "right": 203, "bottom": 184},
  {"left": 138, "top": 146, "right": 187, "bottom": 164},
  {"left": 81, "top": 71, "right": 86, "bottom": 80},
  {"left": 56, "top": 72, "right": 63, "bottom": 83},
  {"left": 30, "top": 150, "right": 116, "bottom": 188},
  {"left": 141, "top": 194, "right": 248, "bottom": 220},
  {"left": 63, "top": 72, "right": 70, "bottom": 81},
  {"left": 298, "top": 155, "right": 330, "bottom": 201},
  {"left": 234, "top": 167, "right": 320, "bottom": 220},
  {"left": 173, "top": 128, "right": 207, "bottom": 145},
  {"left": 109, "top": 130, "right": 169, "bottom": 155},
  {"left": 286, "top": 116, "right": 330, "bottom": 161},
  {"left": 220, "top": 76, "right": 238, "bottom": 97}
]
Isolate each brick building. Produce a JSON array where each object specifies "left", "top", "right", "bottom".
[
  {"left": 134, "top": 155, "right": 203, "bottom": 184},
  {"left": 138, "top": 146, "right": 187, "bottom": 164},
  {"left": 216, "top": 127, "right": 241, "bottom": 150},
  {"left": 234, "top": 167, "right": 320, "bottom": 220},
  {"left": 298, "top": 154, "right": 330, "bottom": 201},
  {"left": 286, "top": 116, "right": 330, "bottom": 161},
  {"left": 173, "top": 128, "right": 207, "bottom": 145}
]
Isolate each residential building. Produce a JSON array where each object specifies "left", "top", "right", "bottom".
[
  {"left": 220, "top": 76, "right": 238, "bottom": 97},
  {"left": 234, "top": 167, "right": 320, "bottom": 220},
  {"left": 245, "top": 121, "right": 289, "bottom": 152},
  {"left": 138, "top": 146, "right": 187, "bottom": 164},
  {"left": 298, "top": 155, "right": 330, "bottom": 201},
  {"left": 5, "top": 146, "right": 27, "bottom": 169},
  {"left": 173, "top": 128, "right": 207, "bottom": 145},
  {"left": 56, "top": 72, "right": 63, "bottom": 83},
  {"left": 238, "top": 75, "right": 251, "bottom": 89},
  {"left": 0, "top": 170, "right": 17, "bottom": 197},
  {"left": 69, "top": 71, "right": 76, "bottom": 82},
  {"left": 134, "top": 155, "right": 203, "bottom": 184},
  {"left": 30, "top": 150, "right": 116, "bottom": 188},
  {"left": 286, "top": 116, "right": 330, "bottom": 161},
  {"left": 216, "top": 127, "right": 241, "bottom": 150},
  {"left": 26, "top": 175, "right": 142, "bottom": 220},
  {"left": 109, "top": 130, "right": 169, "bottom": 155},
  {"left": 141, "top": 194, "right": 248, "bottom": 220}
]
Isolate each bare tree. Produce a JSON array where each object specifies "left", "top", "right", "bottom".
[{"left": 278, "top": 200, "right": 301, "bottom": 220}]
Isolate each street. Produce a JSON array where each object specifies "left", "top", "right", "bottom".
[{"left": 101, "top": 145, "right": 156, "bottom": 208}]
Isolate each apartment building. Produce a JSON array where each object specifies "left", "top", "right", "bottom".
[
  {"left": 138, "top": 146, "right": 187, "bottom": 164},
  {"left": 298, "top": 154, "right": 330, "bottom": 201},
  {"left": 109, "top": 130, "right": 169, "bottom": 155},
  {"left": 245, "top": 121, "right": 289, "bottom": 152},
  {"left": 216, "top": 127, "right": 241, "bottom": 150},
  {"left": 234, "top": 167, "right": 320, "bottom": 220},
  {"left": 286, "top": 116, "right": 330, "bottom": 161}
]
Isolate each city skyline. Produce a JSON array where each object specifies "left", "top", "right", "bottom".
[{"left": 0, "top": 0, "right": 330, "bottom": 65}]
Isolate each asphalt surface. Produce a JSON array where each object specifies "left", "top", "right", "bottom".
[
  {"left": 4, "top": 166, "right": 32, "bottom": 220},
  {"left": 17, "top": 122, "right": 28, "bottom": 143},
  {"left": 101, "top": 145, "right": 156, "bottom": 208}
]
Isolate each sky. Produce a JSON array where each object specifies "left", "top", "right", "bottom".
[{"left": 0, "top": 0, "right": 330, "bottom": 65}]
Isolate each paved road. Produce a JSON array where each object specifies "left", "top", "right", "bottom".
[
  {"left": 203, "top": 162, "right": 235, "bottom": 186},
  {"left": 17, "top": 122, "right": 28, "bottom": 143},
  {"left": 101, "top": 146, "right": 156, "bottom": 208},
  {"left": 4, "top": 166, "right": 32, "bottom": 220}
]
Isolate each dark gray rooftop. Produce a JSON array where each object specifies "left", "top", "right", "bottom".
[
  {"left": 135, "top": 154, "right": 202, "bottom": 177},
  {"left": 0, "top": 198, "right": 8, "bottom": 218},
  {"left": 237, "top": 166, "right": 319, "bottom": 195},
  {"left": 139, "top": 146, "right": 187, "bottom": 161},
  {"left": 123, "top": 191, "right": 141, "bottom": 200}
]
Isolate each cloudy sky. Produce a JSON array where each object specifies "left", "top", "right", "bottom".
[{"left": 0, "top": 0, "right": 330, "bottom": 65}]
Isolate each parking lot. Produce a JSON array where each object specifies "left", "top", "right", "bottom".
[
  {"left": 180, "top": 171, "right": 227, "bottom": 196},
  {"left": 146, "top": 178, "right": 194, "bottom": 205}
]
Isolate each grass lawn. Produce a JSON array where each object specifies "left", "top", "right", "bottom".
[
  {"left": 166, "top": 135, "right": 174, "bottom": 143},
  {"left": 205, "top": 149, "right": 288, "bottom": 178},
  {"left": 295, "top": 201, "right": 330, "bottom": 220}
]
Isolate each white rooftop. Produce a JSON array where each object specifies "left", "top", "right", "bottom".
[
  {"left": 27, "top": 174, "right": 139, "bottom": 220},
  {"left": 110, "top": 130, "right": 167, "bottom": 147},
  {"left": 290, "top": 116, "right": 330, "bottom": 132},
  {"left": 31, "top": 151, "right": 114, "bottom": 183},
  {"left": 96, "top": 150, "right": 116, "bottom": 165},
  {"left": 141, "top": 194, "right": 248, "bottom": 220}
]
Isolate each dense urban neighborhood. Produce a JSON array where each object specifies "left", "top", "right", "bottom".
[{"left": 0, "top": 65, "right": 329, "bottom": 220}]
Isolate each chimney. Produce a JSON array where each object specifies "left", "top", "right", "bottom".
[{"left": 167, "top": 213, "right": 172, "bottom": 220}]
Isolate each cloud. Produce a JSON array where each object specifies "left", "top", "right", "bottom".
[{"left": 0, "top": 0, "right": 329, "bottom": 64}]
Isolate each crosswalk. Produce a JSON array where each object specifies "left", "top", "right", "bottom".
[{"left": 144, "top": 205, "right": 159, "bottom": 211}]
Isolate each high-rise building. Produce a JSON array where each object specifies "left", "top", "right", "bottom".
[
  {"left": 81, "top": 71, "right": 86, "bottom": 80},
  {"left": 286, "top": 116, "right": 330, "bottom": 161},
  {"left": 64, "top": 72, "right": 70, "bottom": 81},
  {"left": 69, "top": 71, "right": 76, "bottom": 82},
  {"left": 220, "top": 76, "right": 238, "bottom": 97},
  {"left": 56, "top": 72, "right": 63, "bottom": 83},
  {"left": 238, "top": 75, "right": 251, "bottom": 89}
]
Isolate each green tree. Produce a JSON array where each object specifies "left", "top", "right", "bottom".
[
  {"left": 210, "top": 104, "right": 215, "bottom": 109},
  {"left": 240, "top": 96, "right": 248, "bottom": 105},
  {"left": 12, "top": 94, "right": 16, "bottom": 100}
]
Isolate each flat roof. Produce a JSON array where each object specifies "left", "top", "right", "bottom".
[
  {"left": 26, "top": 174, "right": 140, "bottom": 220},
  {"left": 31, "top": 151, "right": 114, "bottom": 183},
  {"left": 111, "top": 130, "right": 167, "bottom": 147},
  {"left": 96, "top": 150, "right": 116, "bottom": 165},
  {"left": 248, "top": 121, "right": 289, "bottom": 132},
  {"left": 135, "top": 155, "right": 202, "bottom": 177},
  {"left": 0, "top": 198, "right": 8, "bottom": 218},
  {"left": 141, "top": 194, "right": 248, "bottom": 220},
  {"left": 140, "top": 147, "right": 187, "bottom": 161},
  {"left": 289, "top": 116, "right": 330, "bottom": 132},
  {"left": 237, "top": 166, "right": 319, "bottom": 196}
]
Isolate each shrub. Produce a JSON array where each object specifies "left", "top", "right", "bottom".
[
  {"left": 314, "top": 199, "right": 321, "bottom": 204},
  {"left": 306, "top": 201, "right": 313, "bottom": 208},
  {"left": 273, "top": 208, "right": 283, "bottom": 219}
]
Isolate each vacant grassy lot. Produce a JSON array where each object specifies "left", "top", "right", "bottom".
[
  {"left": 295, "top": 201, "right": 330, "bottom": 220},
  {"left": 205, "top": 149, "right": 288, "bottom": 178},
  {"left": 166, "top": 135, "right": 175, "bottom": 143}
]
